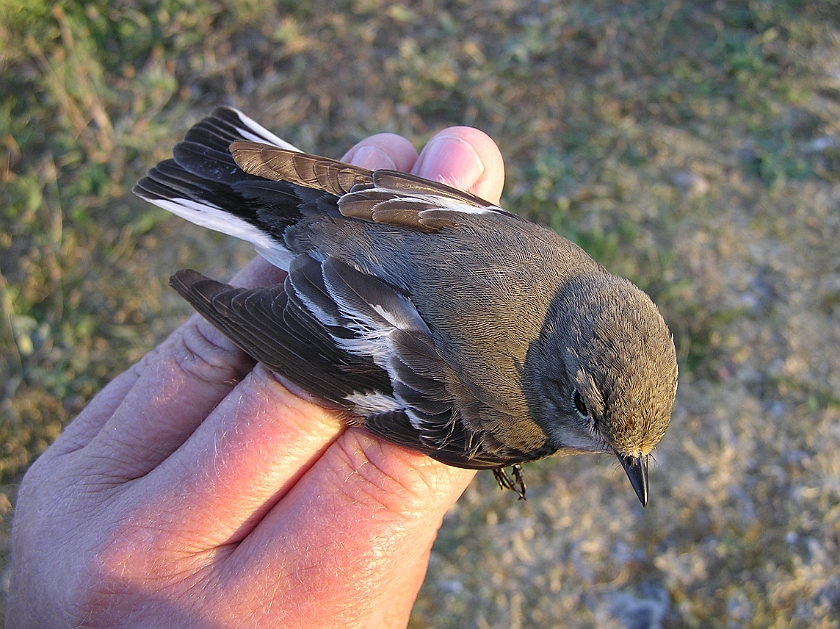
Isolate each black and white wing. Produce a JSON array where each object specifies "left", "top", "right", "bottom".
[{"left": 171, "top": 261, "right": 520, "bottom": 470}]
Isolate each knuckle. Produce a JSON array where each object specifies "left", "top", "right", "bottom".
[
  {"left": 331, "top": 431, "right": 440, "bottom": 517},
  {"left": 170, "top": 319, "right": 254, "bottom": 386},
  {"left": 64, "top": 510, "right": 198, "bottom": 626}
]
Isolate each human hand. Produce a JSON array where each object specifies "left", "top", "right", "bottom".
[{"left": 5, "top": 126, "right": 505, "bottom": 629}]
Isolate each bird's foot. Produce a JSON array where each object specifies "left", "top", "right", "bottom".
[{"left": 492, "top": 464, "right": 526, "bottom": 500}]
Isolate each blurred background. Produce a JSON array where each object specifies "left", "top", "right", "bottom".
[{"left": 1, "top": 1, "right": 839, "bottom": 626}]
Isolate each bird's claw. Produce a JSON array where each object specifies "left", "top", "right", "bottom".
[{"left": 493, "top": 464, "right": 527, "bottom": 500}]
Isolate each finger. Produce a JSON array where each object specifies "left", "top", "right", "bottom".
[
  {"left": 413, "top": 126, "right": 506, "bottom": 204},
  {"left": 220, "top": 429, "right": 475, "bottom": 627},
  {"left": 63, "top": 257, "right": 281, "bottom": 473},
  {"left": 111, "top": 365, "right": 345, "bottom": 547},
  {"left": 341, "top": 133, "right": 418, "bottom": 171}
]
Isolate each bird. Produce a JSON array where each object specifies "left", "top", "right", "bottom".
[{"left": 133, "top": 107, "right": 678, "bottom": 506}]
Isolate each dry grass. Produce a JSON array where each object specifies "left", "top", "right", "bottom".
[{"left": 2, "top": 1, "right": 839, "bottom": 626}]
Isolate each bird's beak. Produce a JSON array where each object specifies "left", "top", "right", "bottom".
[{"left": 617, "top": 453, "right": 649, "bottom": 507}]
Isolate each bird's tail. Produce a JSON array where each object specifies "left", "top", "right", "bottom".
[{"left": 133, "top": 107, "right": 305, "bottom": 269}]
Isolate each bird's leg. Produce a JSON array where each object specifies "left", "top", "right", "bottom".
[{"left": 492, "top": 465, "right": 527, "bottom": 500}]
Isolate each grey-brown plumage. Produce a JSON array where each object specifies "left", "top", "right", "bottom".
[{"left": 134, "top": 107, "right": 678, "bottom": 505}]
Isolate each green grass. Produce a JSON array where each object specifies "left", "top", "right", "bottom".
[{"left": 3, "top": 0, "right": 840, "bottom": 626}]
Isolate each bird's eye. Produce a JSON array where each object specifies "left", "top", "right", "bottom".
[{"left": 573, "top": 389, "right": 589, "bottom": 417}]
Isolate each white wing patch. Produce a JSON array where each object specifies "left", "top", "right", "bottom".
[
  {"left": 330, "top": 297, "right": 421, "bottom": 369},
  {"left": 292, "top": 259, "right": 449, "bottom": 431},
  {"left": 345, "top": 391, "right": 404, "bottom": 415},
  {"left": 419, "top": 199, "right": 498, "bottom": 215},
  {"left": 336, "top": 333, "right": 393, "bottom": 368}
]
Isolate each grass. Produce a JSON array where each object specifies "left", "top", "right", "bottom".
[{"left": 2, "top": 0, "right": 840, "bottom": 626}]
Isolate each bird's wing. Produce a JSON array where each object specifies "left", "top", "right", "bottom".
[
  {"left": 171, "top": 259, "right": 521, "bottom": 470},
  {"left": 134, "top": 108, "right": 524, "bottom": 270},
  {"left": 229, "top": 141, "right": 373, "bottom": 197},
  {"left": 229, "top": 140, "right": 525, "bottom": 232}
]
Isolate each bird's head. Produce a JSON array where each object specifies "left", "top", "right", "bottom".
[{"left": 522, "top": 273, "right": 678, "bottom": 506}]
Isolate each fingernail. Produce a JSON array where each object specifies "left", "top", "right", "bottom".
[
  {"left": 415, "top": 135, "right": 485, "bottom": 190},
  {"left": 347, "top": 146, "right": 397, "bottom": 170}
]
